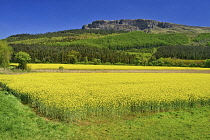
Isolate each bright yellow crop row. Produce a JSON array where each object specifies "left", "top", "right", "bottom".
[
  {"left": 0, "top": 73, "right": 210, "bottom": 120},
  {"left": 10, "top": 63, "right": 210, "bottom": 70}
]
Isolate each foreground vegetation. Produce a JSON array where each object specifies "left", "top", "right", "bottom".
[
  {"left": 1, "top": 73, "right": 210, "bottom": 122},
  {"left": 1, "top": 89, "right": 210, "bottom": 139}
]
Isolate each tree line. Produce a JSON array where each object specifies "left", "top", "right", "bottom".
[
  {"left": 6, "top": 29, "right": 127, "bottom": 42},
  {"left": 9, "top": 43, "right": 210, "bottom": 68},
  {"left": 10, "top": 44, "right": 137, "bottom": 64},
  {"left": 155, "top": 45, "right": 210, "bottom": 60}
]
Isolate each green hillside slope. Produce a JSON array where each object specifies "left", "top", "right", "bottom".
[
  {"left": 4, "top": 28, "right": 210, "bottom": 66},
  {"left": 64, "top": 31, "right": 189, "bottom": 49},
  {"left": 6, "top": 29, "right": 127, "bottom": 42},
  {"left": 8, "top": 31, "right": 189, "bottom": 48}
]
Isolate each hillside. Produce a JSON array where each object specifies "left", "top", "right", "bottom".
[
  {"left": 83, "top": 19, "right": 210, "bottom": 34},
  {"left": 7, "top": 31, "right": 192, "bottom": 64},
  {"left": 9, "top": 31, "right": 187, "bottom": 49},
  {"left": 3, "top": 19, "right": 210, "bottom": 67},
  {"left": 6, "top": 29, "right": 127, "bottom": 42},
  {"left": 64, "top": 31, "right": 189, "bottom": 49}
]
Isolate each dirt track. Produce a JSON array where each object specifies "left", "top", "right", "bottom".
[
  {"left": 2, "top": 67, "right": 210, "bottom": 74},
  {"left": 34, "top": 69, "right": 210, "bottom": 73}
]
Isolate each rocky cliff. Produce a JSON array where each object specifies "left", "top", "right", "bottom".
[{"left": 82, "top": 19, "right": 210, "bottom": 33}]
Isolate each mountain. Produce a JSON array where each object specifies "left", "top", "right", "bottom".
[{"left": 82, "top": 19, "right": 210, "bottom": 34}]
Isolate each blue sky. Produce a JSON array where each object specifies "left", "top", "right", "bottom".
[{"left": 1, "top": 0, "right": 210, "bottom": 39}]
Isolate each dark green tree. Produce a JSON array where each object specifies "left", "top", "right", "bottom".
[
  {"left": 0, "top": 40, "right": 13, "bottom": 69},
  {"left": 204, "top": 59, "right": 210, "bottom": 68},
  {"left": 84, "top": 56, "right": 88, "bottom": 65},
  {"left": 67, "top": 50, "right": 80, "bottom": 64},
  {"left": 15, "top": 51, "right": 31, "bottom": 70},
  {"left": 93, "top": 58, "right": 101, "bottom": 65},
  {"left": 134, "top": 57, "right": 141, "bottom": 66},
  {"left": 157, "top": 58, "right": 164, "bottom": 66}
]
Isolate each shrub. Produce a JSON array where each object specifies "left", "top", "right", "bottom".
[{"left": 204, "top": 59, "right": 210, "bottom": 68}]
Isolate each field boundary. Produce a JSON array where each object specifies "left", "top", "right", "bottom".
[{"left": 33, "top": 69, "right": 210, "bottom": 73}]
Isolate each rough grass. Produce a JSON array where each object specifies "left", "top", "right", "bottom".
[{"left": 1, "top": 89, "right": 210, "bottom": 139}]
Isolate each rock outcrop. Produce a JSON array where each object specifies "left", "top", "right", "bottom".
[
  {"left": 82, "top": 19, "right": 210, "bottom": 33},
  {"left": 82, "top": 19, "right": 178, "bottom": 31}
]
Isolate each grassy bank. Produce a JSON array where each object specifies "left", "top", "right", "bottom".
[{"left": 0, "top": 89, "right": 210, "bottom": 139}]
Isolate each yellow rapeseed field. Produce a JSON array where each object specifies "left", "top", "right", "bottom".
[
  {"left": 0, "top": 73, "right": 210, "bottom": 121},
  {"left": 10, "top": 63, "right": 210, "bottom": 70}
]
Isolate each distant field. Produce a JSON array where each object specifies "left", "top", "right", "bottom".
[{"left": 10, "top": 63, "right": 210, "bottom": 70}]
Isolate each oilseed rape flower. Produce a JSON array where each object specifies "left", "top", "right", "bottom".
[{"left": 0, "top": 73, "right": 210, "bottom": 121}]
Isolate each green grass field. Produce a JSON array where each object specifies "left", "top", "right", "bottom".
[{"left": 1, "top": 89, "right": 210, "bottom": 140}]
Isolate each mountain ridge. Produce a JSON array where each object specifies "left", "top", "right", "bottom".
[{"left": 82, "top": 19, "right": 210, "bottom": 33}]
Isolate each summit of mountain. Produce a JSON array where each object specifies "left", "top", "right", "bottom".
[{"left": 82, "top": 19, "right": 210, "bottom": 34}]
